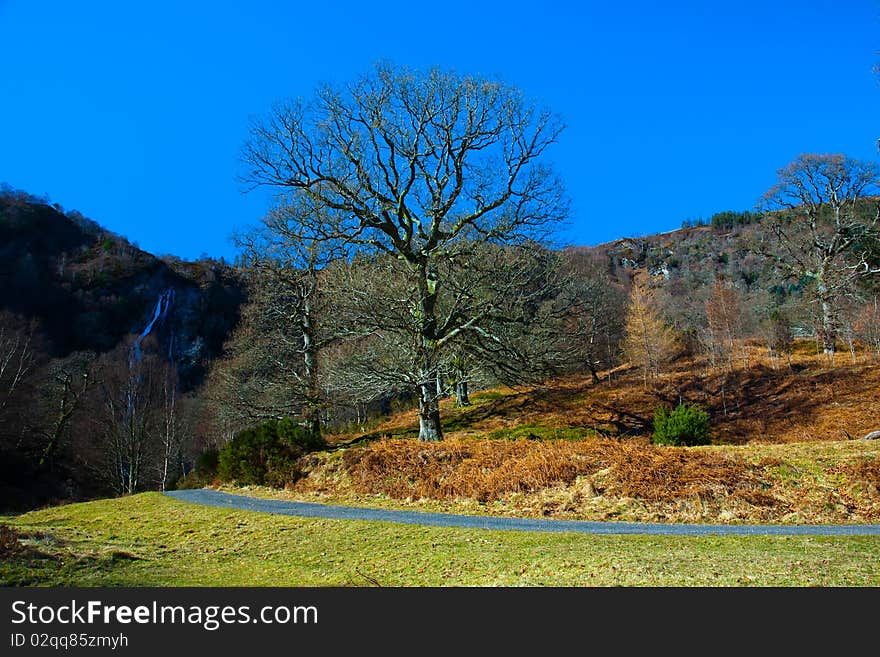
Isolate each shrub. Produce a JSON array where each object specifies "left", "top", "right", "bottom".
[
  {"left": 196, "top": 447, "right": 219, "bottom": 475},
  {"left": 652, "top": 403, "right": 710, "bottom": 446},
  {"left": 276, "top": 417, "right": 326, "bottom": 452},
  {"left": 217, "top": 419, "right": 326, "bottom": 486},
  {"left": 175, "top": 470, "right": 214, "bottom": 490},
  {"left": 0, "top": 525, "right": 25, "bottom": 559},
  {"left": 175, "top": 447, "right": 220, "bottom": 489}
]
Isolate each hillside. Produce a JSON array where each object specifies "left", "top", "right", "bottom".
[
  {"left": 0, "top": 189, "right": 247, "bottom": 509},
  {"left": 0, "top": 189, "right": 245, "bottom": 388},
  {"left": 322, "top": 342, "right": 880, "bottom": 446}
]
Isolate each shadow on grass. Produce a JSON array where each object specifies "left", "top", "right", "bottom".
[{"left": 328, "top": 358, "right": 876, "bottom": 450}]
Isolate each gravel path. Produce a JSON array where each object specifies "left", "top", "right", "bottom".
[{"left": 165, "top": 489, "right": 880, "bottom": 536}]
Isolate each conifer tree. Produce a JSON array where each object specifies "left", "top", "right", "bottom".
[{"left": 623, "top": 274, "right": 677, "bottom": 386}]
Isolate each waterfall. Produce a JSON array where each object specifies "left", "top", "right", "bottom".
[{"left": 132, "top": 288, "right": 174, "bottom": 361}]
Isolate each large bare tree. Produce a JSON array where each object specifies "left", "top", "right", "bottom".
[
  {"left": 318, "top": 239, "right": 564, "bottom": 425},
  {"left": 761, "top": 153, "right": 880, "bottom": 355},
  {"left": 241, "top": 64, "right": 567, "bottom": 440}
]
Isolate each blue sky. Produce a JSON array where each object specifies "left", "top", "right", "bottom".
[{"left": 1, "top": 0, "right": 878, "bottom": 261}]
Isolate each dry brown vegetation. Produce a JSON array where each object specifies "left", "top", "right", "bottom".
[
  {"left": 341, "top": 438, "right": 765, "bottom": 504},
  {"left": 0, "top": 525, "right": 25, "bottom": 559},
  {"left": 266, "top": 341, "right": 880, "bottom": 524},
  {"left": 0, "top": 524, "right": 56, "bottom": 564},
  {"left": 328, "top": 341, "right": 880, "bottom": 447},
  {"left": 839, "top": 458, "right": 880, "bottom": 494},
  {"left": 280, "top": 438, "right": 880, "bottom": 524}
]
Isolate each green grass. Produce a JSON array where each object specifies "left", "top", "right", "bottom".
[
  {"left": 468, "top": 389, "right": 515, "bottom": 404},
  {"left": 486, "top": 424, "right": 596, "bottom": 441},
  {"left": 2, "top": 493, "right": 878, "bottom": 586}
]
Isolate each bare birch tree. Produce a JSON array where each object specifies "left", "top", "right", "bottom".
[
  {"left": 95, "top": 344, "right": 162, "bottom": 495},
  {"left": 157, "top": 361, "right": 185, "bottom": 491},
  {"left": 0, "top": 312, "right": 36, "bottom": 418},
  {"left": 703, "top": 281, "right": 749, "bottom": 371}
]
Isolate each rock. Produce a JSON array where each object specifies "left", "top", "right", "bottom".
[{"left": 861, "top": 430, "right": 880, "bottom": 441}]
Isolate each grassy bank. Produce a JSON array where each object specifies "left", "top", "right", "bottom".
[{"left": 2, "top": 493, "right": 878, "bottom": 586}]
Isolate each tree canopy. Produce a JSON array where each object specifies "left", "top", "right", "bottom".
[{"left": 241, "top": 64, "right": 568, "bottom": 440}]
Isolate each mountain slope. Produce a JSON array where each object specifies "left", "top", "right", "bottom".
[{"left": 0, "top": 190, "right": 245, "bottom": 388}]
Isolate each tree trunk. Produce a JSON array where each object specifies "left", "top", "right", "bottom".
[
  {"left": 301, "top": 298, "right": 321, "bottom": 438},
  {"left": 160, "top": 453, "right": 170, "bottom": 492},
  {"left": 587, "top": 325, "right": 601, "bottom": 384},
  {"left": 587, "top": 361, "right": 600, "bottom": 384},
  {"left": 418, "top": 382, "right": 442, "bottom": 441},
  {"left": 455, "top": 380, "right": 470, "bottom": 407},
  {"left": 816, "top": 277, "right": 836, "bottom": 356},
  {"left": 416, "top": 260, "right": 442, "bottom": 441},
  {"left": 40, "top": 389, "right": 71, "bottom": 467},
  {"left": 820, "top": 298, "right": 836, "bottom": 355}
]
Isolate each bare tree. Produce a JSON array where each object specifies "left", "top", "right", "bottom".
[
  {"left": 38, "top": 351, "right": 95, "bottom": 467},
  {"left": 757, "top": 307, "right": 793, "bottom": 369},
  {"left": 230, "top": 197, "right": 345, "bottom": 436},
  {"left": 94, "top": 343, "right": 163, "bottom": 495},
  {"left": 761, "top": 153, "right": 880, "bottom": 356},
  {"left": 552, "top": 250, "right": 627, "bottom": 383},
  {"left": 157, "top": 361, "right": 185, "bottom": 491},
  {"left": 447, "top": 352, "right": 472, "bottom": 406},
  {"left": 205, "top": 300, "right": 303, "bottom": 434},
  {"left": 241, "top": 64, "right": 567, "bottom": 440},
  {"left": 703, "top": 280, "right": 749, "bottom": 371},
  {"left": 319, "top": 241, "right": 561, "bottom": 430},
  {"left": 0, "top": 312, "right": 37, "bottom": 417},
  {"left": 855, "top": 296, "right": 880, "bottom": 360}
]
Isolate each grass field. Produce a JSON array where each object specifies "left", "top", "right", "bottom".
[{"left": 2, "top": 493, "right": 879, "bottom": 586}]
